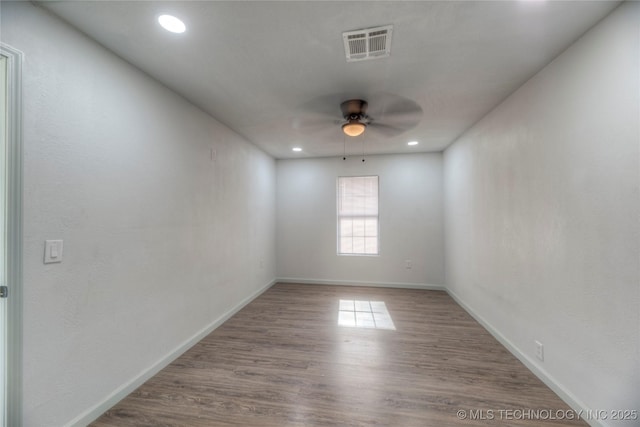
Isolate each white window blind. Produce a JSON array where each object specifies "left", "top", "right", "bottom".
[{"left": 337, "top": 176, "right": 379, "bottom": 255}]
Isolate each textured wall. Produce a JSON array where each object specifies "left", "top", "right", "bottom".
[
  {"left": 444, "top": 3, "right": 639, "bottom": 423},
  {"left": 1, "top": 3, "right": 276, "bottom": 426},
  {"left": 277, "top": 154, "right": 445, "bottom": 287}
]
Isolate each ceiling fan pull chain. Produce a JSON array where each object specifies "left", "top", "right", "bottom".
[
  {"left": 343, "top": 133, "right": 347, "bottom": 160},
  {"left": 362, "top": 133, "right": 366, "bottom": 163}
]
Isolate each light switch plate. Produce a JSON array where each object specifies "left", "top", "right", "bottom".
[
  {"left": 535, "top": 340, "right": 544, "bottom": 361},
  {"left": 44, "top": 240, "right": 64, "bottom": 264}
]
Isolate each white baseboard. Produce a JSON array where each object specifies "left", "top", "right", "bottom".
[
  {"left": 445, "top": 287, "right": 605, "bottom": 427},
  {"left": 67, "top": 278, "right": 277, "bottom": 427},
  {"left": 276, "top": 277, "right": 445, "bottom": 291},
  {"left": 67, "top": 279, "right": 598, "bottom": 427}
]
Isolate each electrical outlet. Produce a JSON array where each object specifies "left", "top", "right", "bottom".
[
  {"left": 535, "top": 340, "right": 544, "bottom": 361},
  {"left": 405, "top": 260, "right": 412, "bottom": 269}
]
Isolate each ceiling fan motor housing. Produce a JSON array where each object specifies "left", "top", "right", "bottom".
[{"left": 340, "top": 99, "right": 368, "bottom": 120}]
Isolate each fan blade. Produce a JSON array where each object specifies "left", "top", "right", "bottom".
[
  {"left": 292, "top": 93, "right": 349, "bottom": 131},
  {"left": 366, "top": 92, "right": 423, "bottom": 127},
  {"left": 291, "top": 116, "right": 341, "bottom": 132},
  {"left": 367, "top": 122, "right": 406, "bottom": 137}
]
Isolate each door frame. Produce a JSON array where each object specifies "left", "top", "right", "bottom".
[{"left": 1, "top": 42, "right": 23, "bottom": 427}]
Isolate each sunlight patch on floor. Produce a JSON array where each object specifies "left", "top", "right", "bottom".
[{"left": 337, "top": 300, "right": 396, "bottom": 330}]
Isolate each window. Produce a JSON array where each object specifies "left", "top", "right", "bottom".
[{"left": 337, "top": 176, "right": 379, "bottom": 255}]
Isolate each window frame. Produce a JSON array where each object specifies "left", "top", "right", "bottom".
[{"left": 336, "top": 175, "right": 380, "bottom": 256}]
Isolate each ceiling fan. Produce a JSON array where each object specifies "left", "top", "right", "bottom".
[{"left": 294, "top": 92, "right": 423, "bottom": 139}]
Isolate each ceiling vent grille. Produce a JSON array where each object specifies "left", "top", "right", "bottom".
[{"left": 343, "top": 25, "right": 393, "bottom": 62}]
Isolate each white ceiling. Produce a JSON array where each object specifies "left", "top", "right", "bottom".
[{"left": 39, "top": 1, "right": 619, "bottom": 159}]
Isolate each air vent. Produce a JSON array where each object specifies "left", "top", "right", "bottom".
[{"left": 343, "top": 25, "right": 393, "bottom": 62}]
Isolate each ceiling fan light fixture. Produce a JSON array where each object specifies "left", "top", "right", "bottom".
[{"left": 342, "top": 121, "right": 366, "bottom": 137}]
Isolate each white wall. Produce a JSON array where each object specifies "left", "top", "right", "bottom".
[
  {"left": 444, "top": 3, "right": 639, "bottom": 425},
  {"left": 277, "top": 154, "right": 445, "bottom": 288},
  {"left": 0, "top": 3, "right": 276, "bottom": 426}
]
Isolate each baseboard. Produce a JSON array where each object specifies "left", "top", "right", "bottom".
[
  {"left": 67, "top": 279, "right": 597, "bottom": 427},
  {"left": 445, "top": 287, "right": 605, "bottom": 427},
  {"left": 66, "top": 278, "right": 278, "bottom": 427},
  {"left": 276, "top": 277, "right": 445, "bottom": 291}
]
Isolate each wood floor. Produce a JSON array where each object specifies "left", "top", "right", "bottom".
[{"left": 92, "top": 283, "right": 585, "bottom": 426}]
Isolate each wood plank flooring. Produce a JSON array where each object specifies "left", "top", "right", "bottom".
[{"left": 92, "top": 283, "right": 586, "bottom": 426}]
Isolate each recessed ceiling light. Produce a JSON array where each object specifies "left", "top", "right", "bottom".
[
  {"left": 158, "top": 15, "right": 186, "bottom": 33},
  {"left": 407, "top": 141, "right": 419, "bottom": 146},
  {"left": 292, "top": 147, "right": 302, "bottom": 152}
]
